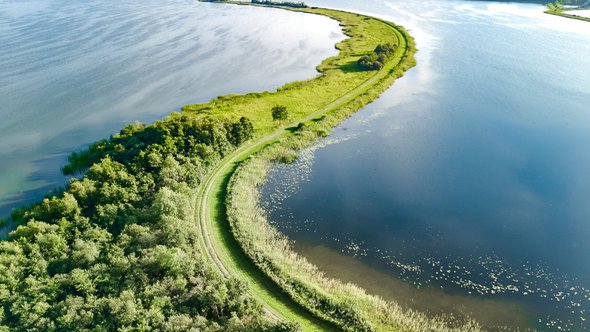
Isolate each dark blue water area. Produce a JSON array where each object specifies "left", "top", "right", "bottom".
[{"left": 262, "top": 0, "right": 590, "bottom": 329}]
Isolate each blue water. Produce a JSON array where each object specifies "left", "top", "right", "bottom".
[
  {"left": 0, "top": 0, "right": 343, "bottom": 219},
  {"left": 262, "top": 0, "right": 590, "bottom": 330}
]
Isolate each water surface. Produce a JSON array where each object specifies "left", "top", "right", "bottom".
[
  {"left": 0, "top": 0, "right": 343, "bottom": 218},
  {"left": 262, "top": 1, "right": 590, "bottom": 330}
]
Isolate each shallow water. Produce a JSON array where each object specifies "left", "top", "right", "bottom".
[
  {"left": 0, "top": 0, "right": 343, "bottom": 219},
  {"left": 262, "top": 0, "right": 590, "bottom": 330}
]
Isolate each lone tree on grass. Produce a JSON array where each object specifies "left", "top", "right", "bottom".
[{"left": 271, "top": 105, "right": 289, "bottom": 123}]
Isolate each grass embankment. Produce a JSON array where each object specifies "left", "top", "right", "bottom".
[{"left": 189, "top": 2, "right": 480, "bottom": 331}]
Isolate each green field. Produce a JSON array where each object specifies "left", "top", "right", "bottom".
[{"left": 183, "top": 4, "right": 409, "bottom": 135}]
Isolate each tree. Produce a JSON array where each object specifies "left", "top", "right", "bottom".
[
  {"left": 271, "top": 105, "right": 288, "bottom": 122},
  {"left": 374, "top": 43, "right": 396, "bottom": 56},
  {"left": 227, "top": 117, "right": 254, "bottom": 146},
  {"left": 357, "top": 43, "right": 397, "bottom": 71},
  {"left": 358, "top": 54, "right": 383, "bottom": 70}
]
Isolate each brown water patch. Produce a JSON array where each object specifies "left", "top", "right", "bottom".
[{"left": 293, "top": 242, "right": 536, "bottom": 331}]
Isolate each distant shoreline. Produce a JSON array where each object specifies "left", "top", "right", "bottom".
[{"left": 545, "top": 6, "right": 590, "bottom": 22}]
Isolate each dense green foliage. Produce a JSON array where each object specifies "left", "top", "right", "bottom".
[
  {"left": 358, "top": 44, "right": 397, "bottom": 71},
  {"left": 271, "top": 106, "right": 289, "bottom": 122},
  {"left": 251, "top": 0, "right": 307, "bottom": 8},
  {"left": 63, "top": 116, "right": 254, "bottom": 176},
  {"left": 546, "top": 1, "right": 561, "bottom": 11},
  {"left": 0, "top": 115, "right": 294, "bottom": 331}
]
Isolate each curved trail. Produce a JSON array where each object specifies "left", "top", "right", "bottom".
[{"left": 195, "top": 3, "right": 410, "bottom": 330}]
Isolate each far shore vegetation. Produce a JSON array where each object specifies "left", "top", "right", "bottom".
[
  {"left": 0, "top": 0, "right": 484, "bottom": 331},
  {"left": 545, "top": 0, "right": 590, "bottom": 22}
]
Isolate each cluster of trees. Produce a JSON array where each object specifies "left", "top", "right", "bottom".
[
  {"left": 357, "top": 43, "right": 397, "bottom": 71},
  {"left": 63, "top": 116, "right": 254, "bottom": 175},
  {"left": 0, "top": 115, "right": 296, "bottom": 331},
  {"left": 252, "top": 0, "right": 307, "bottom": 8}
]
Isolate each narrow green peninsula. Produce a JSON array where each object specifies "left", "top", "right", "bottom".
[{"left": 0, "top": 1, "right": 481, "bottom": 331}]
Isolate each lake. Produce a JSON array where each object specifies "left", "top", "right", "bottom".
[
  {"left": 0, "top": 0, "right": 343, "bottom": 220},
  {"left": 261, "top": 0, "right": 590, "bottom": 330}
]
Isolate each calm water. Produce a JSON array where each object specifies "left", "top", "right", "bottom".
[
  {"left": 262, "top": 0, "right": 590, "bottom": 330},
  {"left": 0, "top": 0, "right": 343, "bottom": 219}
]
